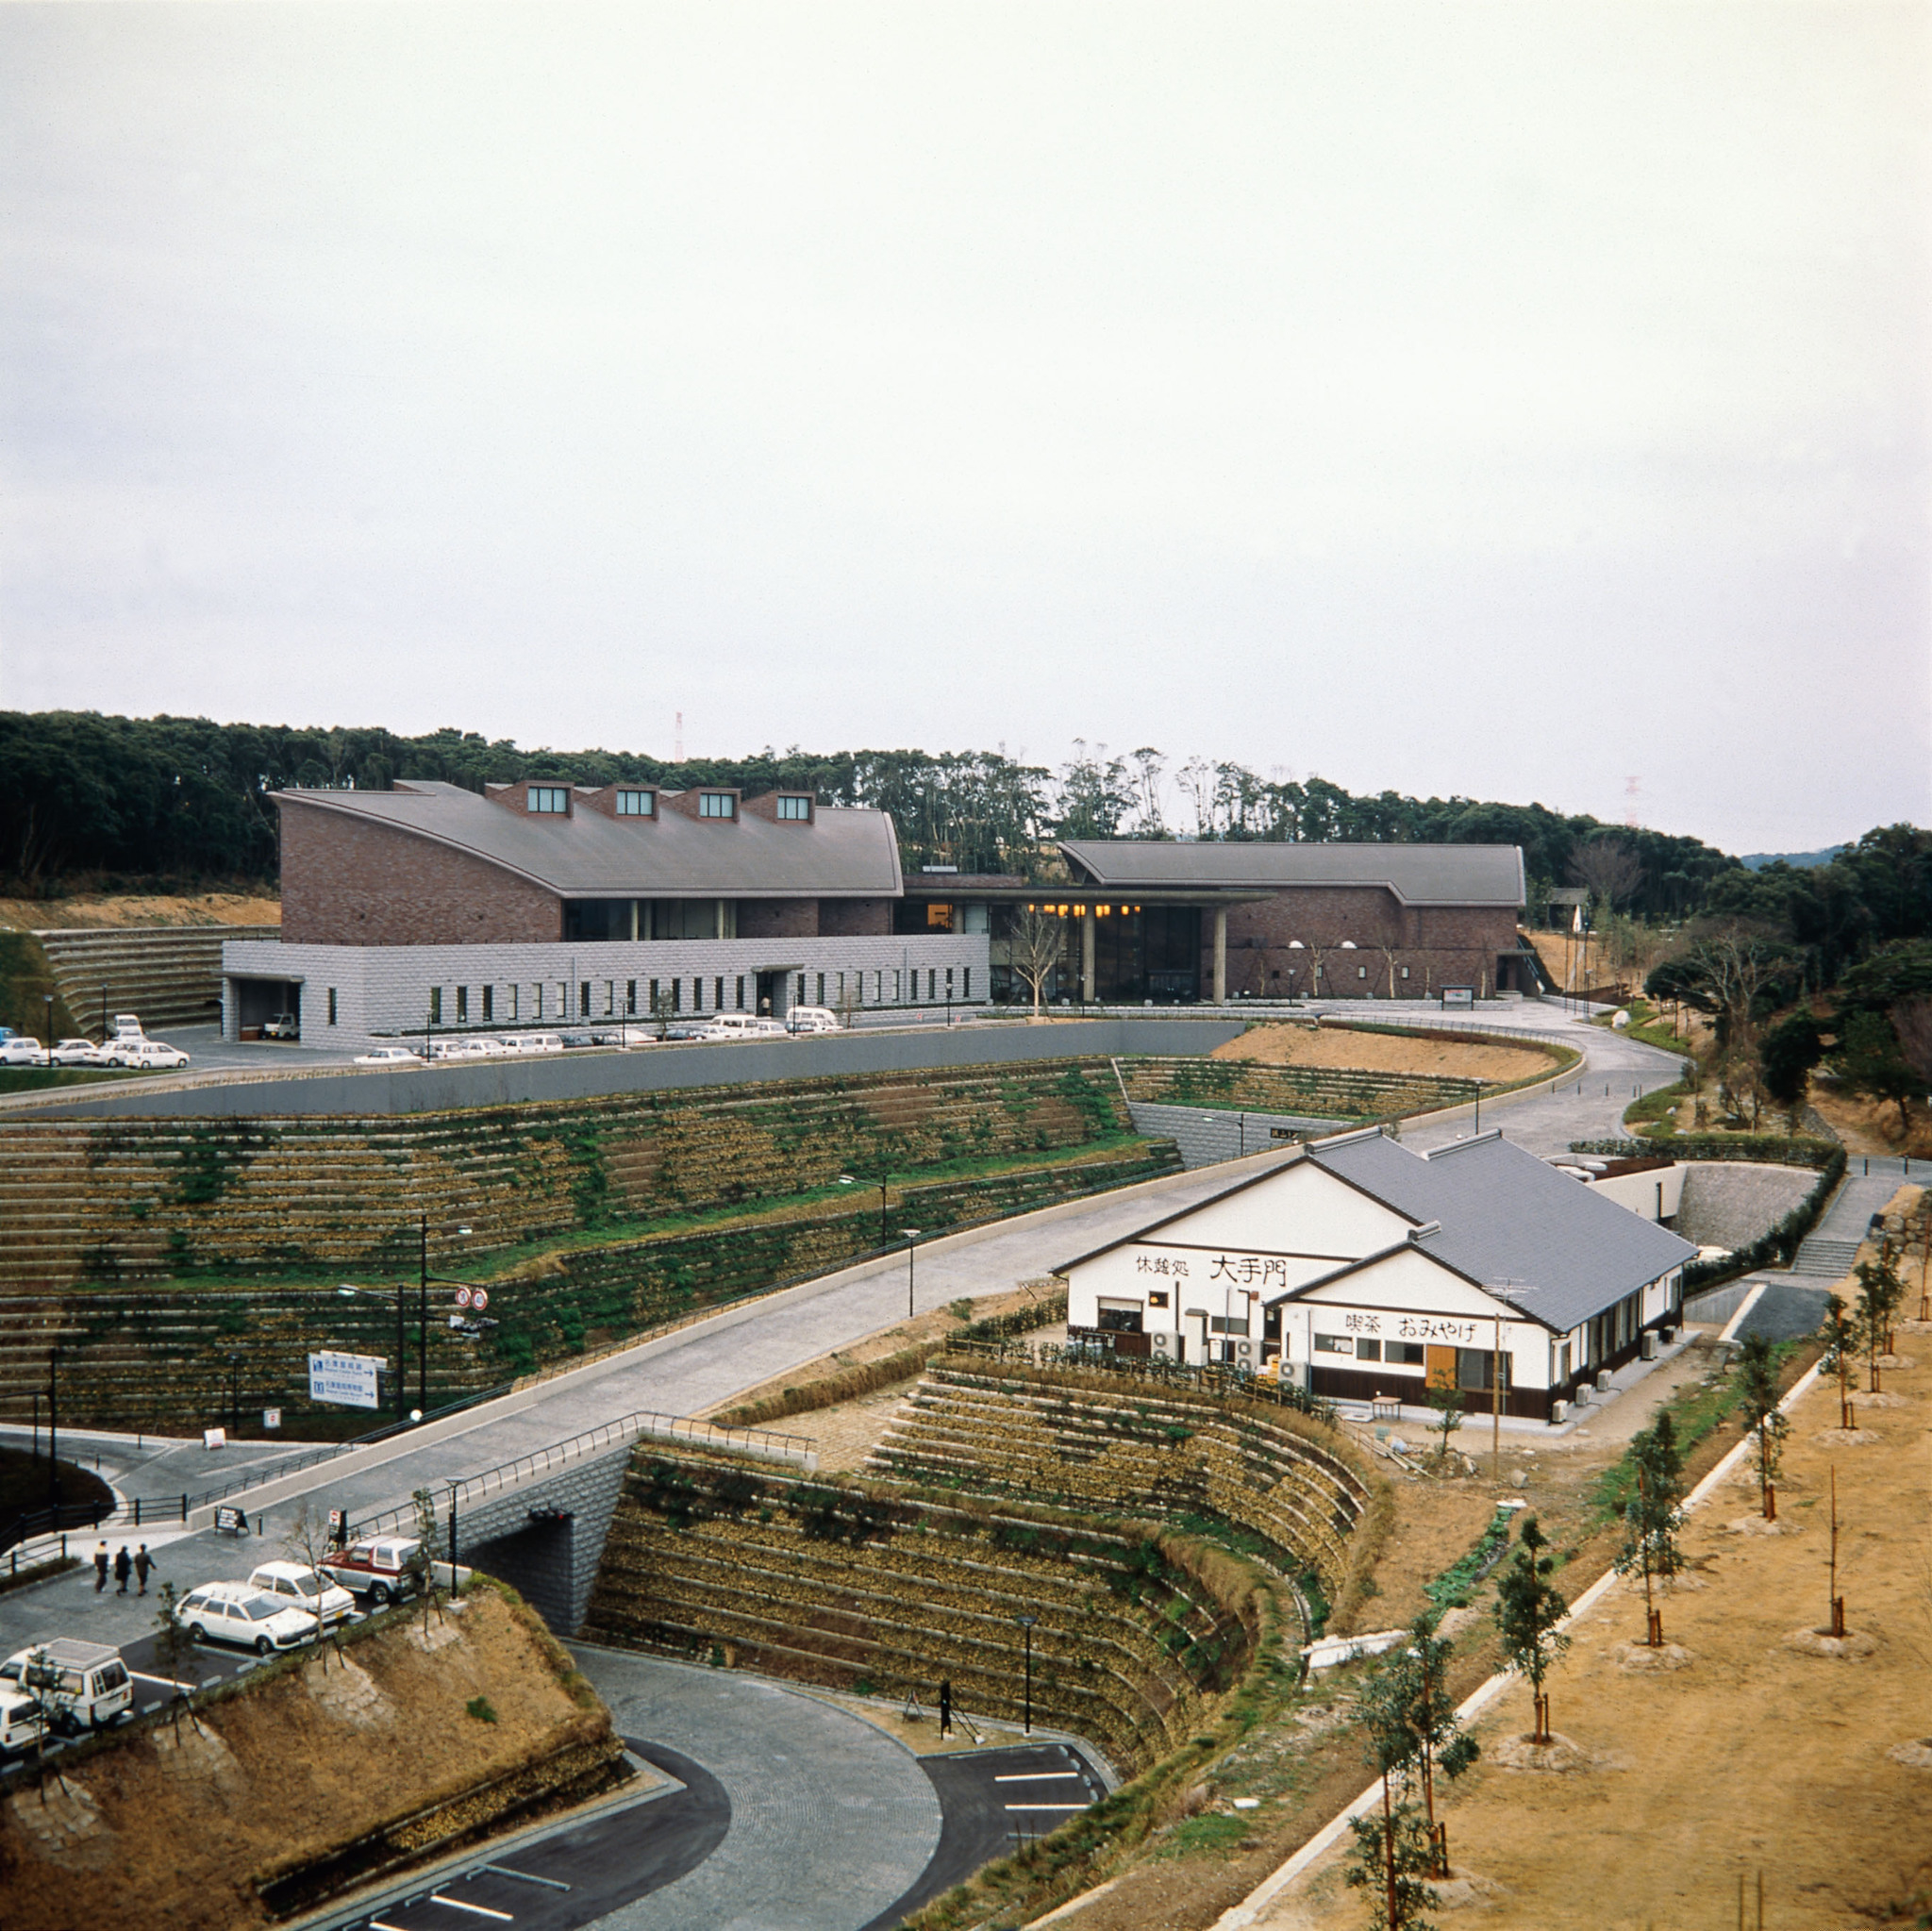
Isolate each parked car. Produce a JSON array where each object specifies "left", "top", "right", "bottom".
[
  {"left": 247, "top": 1561, "right": 357, "bottom": 1630},
  {"left": 696, "top": 1013, "right": 788, "bottom": 1040},
  {"left": 0, "top": 1038, "right": 50, "bottom": 1067},
  {"left": 48, "top": 1038, "right": 108, "bottom": 1067},
  {"left": 428, "top": 1039, "right": 492, "bottom": 1061},
  {"left": 109, "top": 1014, "right": 144, "bottom": 1041},
  {"left": 320, "top": 1537, "right": 424, "bottom": 1608},
  {"left": 175, "top": 1582, "right": 318, "bottom": 1655},
  {"left": 502, "top": 1032, "right": 565, "bottom": 1055},
  {"left": 0, "top": 1640, "right": 132, "bottom": 1735},
  {"left": 354, "top": 1044, "right": 425, "bottom": 1067},
  {"left": 784, "top": 1006, "right": 842, "bottom": 1034},
  {"left": 108, "top": 1039, "right": 191, "bottom": 1072},
  {"left": 261, "top": 1013, "right": 300, "bottom": 1040},
  {"left": 0, "top": 1688, "right": 47, "bottom": 1759}
]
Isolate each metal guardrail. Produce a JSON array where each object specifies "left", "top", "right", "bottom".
[
  {"left": 347, "top": 1407, "right": 819, "bottom": 1542},
  {"left": 0, "top": 1496, "right": 113, "bottom": 1558}
]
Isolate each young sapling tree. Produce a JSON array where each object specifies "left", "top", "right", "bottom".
[
  {"left": 1823, "top": 1294, "right": 1858, "bottom": 1431},
  {"left": 151, "top": 1581, "right": 202, "bottom": 1735},
  {"left": 1737, "top": 1334, "right": 1790, "bottom": 1521},
  {"left": 1493, "top": 1514, "right": 1570, "bottom": 1745},
  {"left": 1426, "top": 1381, "right": 1464, "bottom": 1470},
  {"left": 1617, "top": 1414, "right": 1686, "bottom": 1645},
  {"left": 1854, "top": 1252, "right": 1905, "bottom": 1394}
]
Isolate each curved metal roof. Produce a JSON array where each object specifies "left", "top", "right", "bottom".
[
  {"left": 1058, "top": 840, "right": 1525, "bottom": 907},
  {"left": 275, "top": 781, "right": 904, "bottom": 899}
]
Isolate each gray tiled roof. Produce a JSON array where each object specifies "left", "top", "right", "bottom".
[
  {"left": 1058, "top": 841, "right": 1524, "bottom": 907},
  {"left": 275, "top": 781, "right": 904, "bottom": 899},
  {"left": 1307, "top": 1131, "right": 1696, "bottom": 1332}
]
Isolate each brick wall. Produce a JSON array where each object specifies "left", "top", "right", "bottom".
[
  {"left": 818, "top": 899, "right": 892, "bottom": 937},
  {"left": 737, "top": 898, "right": 820, "bottom": 939},
  {"left": 280, "top": 800, "right": 561, "bottom": 947},
  {"left": 1210, "top": 887, "right": 1518, "bottom": 999}
]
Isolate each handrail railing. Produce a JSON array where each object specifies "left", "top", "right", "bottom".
[
  {"left": 0, "top": 1496, "right": 113, "bottom": 1558},
  {"left": 174, "top": 1383, "right": 516, "bottom": 1513},
  {"left": 347, "top": 1407, "right": 817, "bottom": 1542}
]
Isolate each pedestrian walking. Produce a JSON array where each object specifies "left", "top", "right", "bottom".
[
  {"left": 134, "top": 1545, "right": 153, "bottom": 1596},
  {"left": 939, "top": 1678, "right": 953, "bottom": 1740},
  {"left": 93, "top": 1541, "right": 109, "bottom": 1592},
  {"left": 114, "top": 1545, "right": 132, "bottom": 1594}
]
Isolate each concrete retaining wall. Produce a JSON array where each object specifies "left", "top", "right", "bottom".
[
  {"left": 1124, "top": 1100, "right": 1342, "bottom": 1169},
  {"left": 33, "top": 1017, "right": 1249, "bottom": 1120},
  {"left": 1675, "top": 1162, "right": 1817, "bottom": 1253},
  {"left": 455, "top": 1444, "right": 634, "bottom": 1635}
]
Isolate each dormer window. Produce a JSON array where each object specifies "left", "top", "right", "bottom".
[
  {"left": 616, "top": 789, "right": 656, "bottom": 817},
  {"left": 528, "top": 787, "right": 569, "bottom": 814},
  {"left": 697, "top": 791, "right": 736, "bottom": 820},
  {"left": 775, "top": 794, "right": 811, "bottom": 821}
]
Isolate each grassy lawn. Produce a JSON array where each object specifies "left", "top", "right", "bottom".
[
  {"left": 0, "top": 1066, "right": 141, "bottom": 1095},
  {"left": 1593, "top": 996, "right": 1694, "bottom": 1057}
]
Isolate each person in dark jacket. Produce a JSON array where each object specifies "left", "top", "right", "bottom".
[
  {"left": 113, "top": 1545, "right": 132, "bottom": 1594},
  {"left": 93, "top": 1542, "right": 109, "bottom": 1592},
  {"left": 133, "top": 1545, "right": 154, "bottom": 1595}
]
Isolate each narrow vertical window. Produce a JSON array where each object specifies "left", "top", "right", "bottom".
[
  {"left": 736, "top": 976, "right": 745, "bottom": 1010},
  {"left": 816, "top": 972, "right": 825, "bottom": 1005},
  {"left": 482, "top": 985, "right": 493, "bottom": 1021},
  {"left": 626, "top": 980, "right": 637, "bottom": 1015},
  {"left": 429, "top": 987, "right": 442, "bottom": 1024},
  {"left": 326, "top": 988, "right": 338, "bottom": 1025}
]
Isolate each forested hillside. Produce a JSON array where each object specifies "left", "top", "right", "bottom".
[{"left": 1, "top": 708, "right": 1736, "bottom": 915}]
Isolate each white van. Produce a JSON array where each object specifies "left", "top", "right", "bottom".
[
  {"left": 0, "top": 1689, "right": 47, "bottom": 1759},
  {"left": 110, "top": 1014, "right": 144, "bottom": 1041},
  {"left": 697, "top": 1013, "right": 788, "bottom": 1040},
  {"left": 784, "top": 1006, "right": 841, "bottom": 1034},
  {"left": 1, "top": 1640, "right": 132, "bottom": 1736},
  {"left": 503, "top": 1032, "right": 565, "bottom": 1056}
]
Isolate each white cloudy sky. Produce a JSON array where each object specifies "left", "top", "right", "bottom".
[{"left": 2, "top": 2, "right": 1926, "bottom": 854}]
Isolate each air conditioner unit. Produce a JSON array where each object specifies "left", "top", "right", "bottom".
[
  {"left": 1232, "top": 1340, "right": 1255, "bottom": 1367},
  {"left": 1594, "top": 1371, "right": 1612, "bottom": 1392},
  {"left": 1641, "top": 1331, "right": 1658, "bottom": 1361},
  {"left": 1150, "top": 1330, "right": 1174, "bottom": 1359},
  {"left": 1550, "top": 1399, "right": 1568, "bottom": 1425}
]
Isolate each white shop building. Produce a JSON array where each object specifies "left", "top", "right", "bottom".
[{"left": 1057, "top": 1126, "right": 1696, "bottom": 1421}]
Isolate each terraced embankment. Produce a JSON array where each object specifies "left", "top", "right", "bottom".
[
  {"left": 866, "top": 1357, "right": 1380, "bottom": 1604},
  {"left": 582, "top": 1446, "right": 1263, "bottom": 1774},
  {"left": 0, "top": 1140, "right": 1177, "bottom": 1433}
]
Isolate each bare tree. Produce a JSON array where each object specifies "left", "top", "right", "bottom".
[
  {"left": 1128, "top": 746, "right": 1166, "bottom": 836},
  {"left": 1570, "top": 839, "right": 1645, "bottom": 914},
  {"left": 283, "top": 1503, "right": 341, "bottom": 1663},
  {"left": 1007, "top": 907, "right": 1065, "bottom": 1019},
  {"left": 1174, "top": 757, "right": 1216, "bottom": 839}
]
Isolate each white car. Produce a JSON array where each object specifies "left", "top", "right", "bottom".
[
  {"left": 354, "top": 1045, "right": 425, "bottom": 1068},
  {"left": 784, "top": 1006, "right": 842, "bottom": 1034},
  {"left": 247, "top": 1561, "right": 357, "bottom": 1630},
  {"left": 429, "top": 1039, "right": 493, "bottom": 1061},
  {"left": 49, "top": 1039, "right": 108, "bottom": 1067},
  {"left": 109, "top": 1039, "right": 191, "bottom": 1072},
  {"left": 175, "top": 1582, "right": 319, "bottom": 1655},
  {"left": 0, "top": 1641, "right": 132, "bottom": 1735},
  {"left": 696, "top": 1014, "right": 788, "bottom": 1040},
  {"left": 0, "top": 1038, "right": 50, "bottom": 1067},
  {"left": 501, "top": 1032, "right": 566, "bottom": 1055},
  {"left": 0, "top": 1689, "right": 46, "bottom": 1760}
]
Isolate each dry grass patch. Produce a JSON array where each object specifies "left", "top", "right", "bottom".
[
  {"left": 0, "top": 891, "right": 281, "bottom": 932},
  {"left": 1212, "top": 1024, "right": 1552, "bottom": 1085}
]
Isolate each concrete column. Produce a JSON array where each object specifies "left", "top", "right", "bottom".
[
  {"left": 1081, "top": 908, "right": 1096, "bottom": 1003},
  {"left": 1212, "top": 907, "right": 1227, "bottom": 1004}
]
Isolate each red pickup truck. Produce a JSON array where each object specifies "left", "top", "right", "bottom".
[{"left": 320, "top": 1537, "right": 425, "bottom": 1608}]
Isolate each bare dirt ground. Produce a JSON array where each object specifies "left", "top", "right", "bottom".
[
  {"left": 0, "top": 1589, "right": 613, "bottom": 1931},
  {"left": 0, "top": 891, "right": 281, "bottom": 932},
  {"left": 1807, "top": 1078, "right": 1932, "bottom": 1157},
  {"left": 1211, "top": 1024, "right": 1553, "bottom": 1085},
  {"left": 1244, "top": 1203, "right": 1932, "bottom": 1931}
]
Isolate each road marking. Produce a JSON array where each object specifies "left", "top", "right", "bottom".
[
  {"left": 130, "top": 1672, "right": 198, "bottom": 1691},
  {"left": 1005, "top": 1803, "right": 1090, "bottom": 1811},
  {"left": 480, "top": 1865, "right": 571, "bottom": 1892},
  {"left": 368, "top": 1922, "right": 408, "bottom": 1930},
  {"left": 993, "top": 1771, "right": 1084, "bottom": 1781},
  {"left": 429, "top": 1898, "right": 514, "bottom": 1921}
]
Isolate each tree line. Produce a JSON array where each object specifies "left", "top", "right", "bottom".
[{"left": 2, "top": 709, "right": 1749, "bottom": 914}]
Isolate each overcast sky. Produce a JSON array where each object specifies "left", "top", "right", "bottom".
[{"left": 2, "top": 2, "right": 1926, "bottom": 855}]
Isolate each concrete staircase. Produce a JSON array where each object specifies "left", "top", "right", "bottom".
[
  {"left": 33, "top": 924, "right": 278, "bottom": 1037},
  {"left": 1790, "top": 1234, "right": 1863, "bottom": 1280}
]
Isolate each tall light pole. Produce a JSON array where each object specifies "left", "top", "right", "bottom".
[
  {"left": 902, "top": 1229, "right": 923, "bottom": 1321},
  {"left": 45, "top": 1347, "right": 60, "bottom": 1512},
  {"left": 839, "top": 1173, "right": 891, "bottom": 1248},
  {"left": 1473, "top": 1078, "right": 1484, "bottom": 1134},
  {"left": 227, "top": 1353, "right": 243, "bottom": 1438},
  {"left": 1015, "top": 1614, "right": 1037, "bottom": 1734}
]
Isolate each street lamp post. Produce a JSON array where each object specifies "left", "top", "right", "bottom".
[
  {"left": 42, "top": 992, "right": 54, "bottom": 1051},
  {"left": 1473, "top": 1078, "right": 1483, "bottom": 1134},
  {"left": 227, "top": 1353, "right": 243, "bottom": 1438},
  {"left": 1015, "top": 1614, "right": 1037, "bottom": 1734},
  {"left": 902, "top": 1229, "right": 923, "bottom": 1321},
  {"left": 838, "top": 1173, "right": 891, "bottom": 1249},
  {"left": 46, "top": 1348, "right": 60, "bottom": 1512}
]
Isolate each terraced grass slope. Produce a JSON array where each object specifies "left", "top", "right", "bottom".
[
  {"left": 1120, "top": 1053, "right": 1482, "bottom": 1121},
  {"left": 581, "top": 1447, "right": 1264, "bottom": 1773},
  {"left": 0, "top": 1057, "right": 1131, "bottom": 1289},
  {"left": 866, "top": 1359, "right": 1378, "bottom": 1595},
  {"left": 2, "top": 1141, "right": 1178, "bottom": 1433}
]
